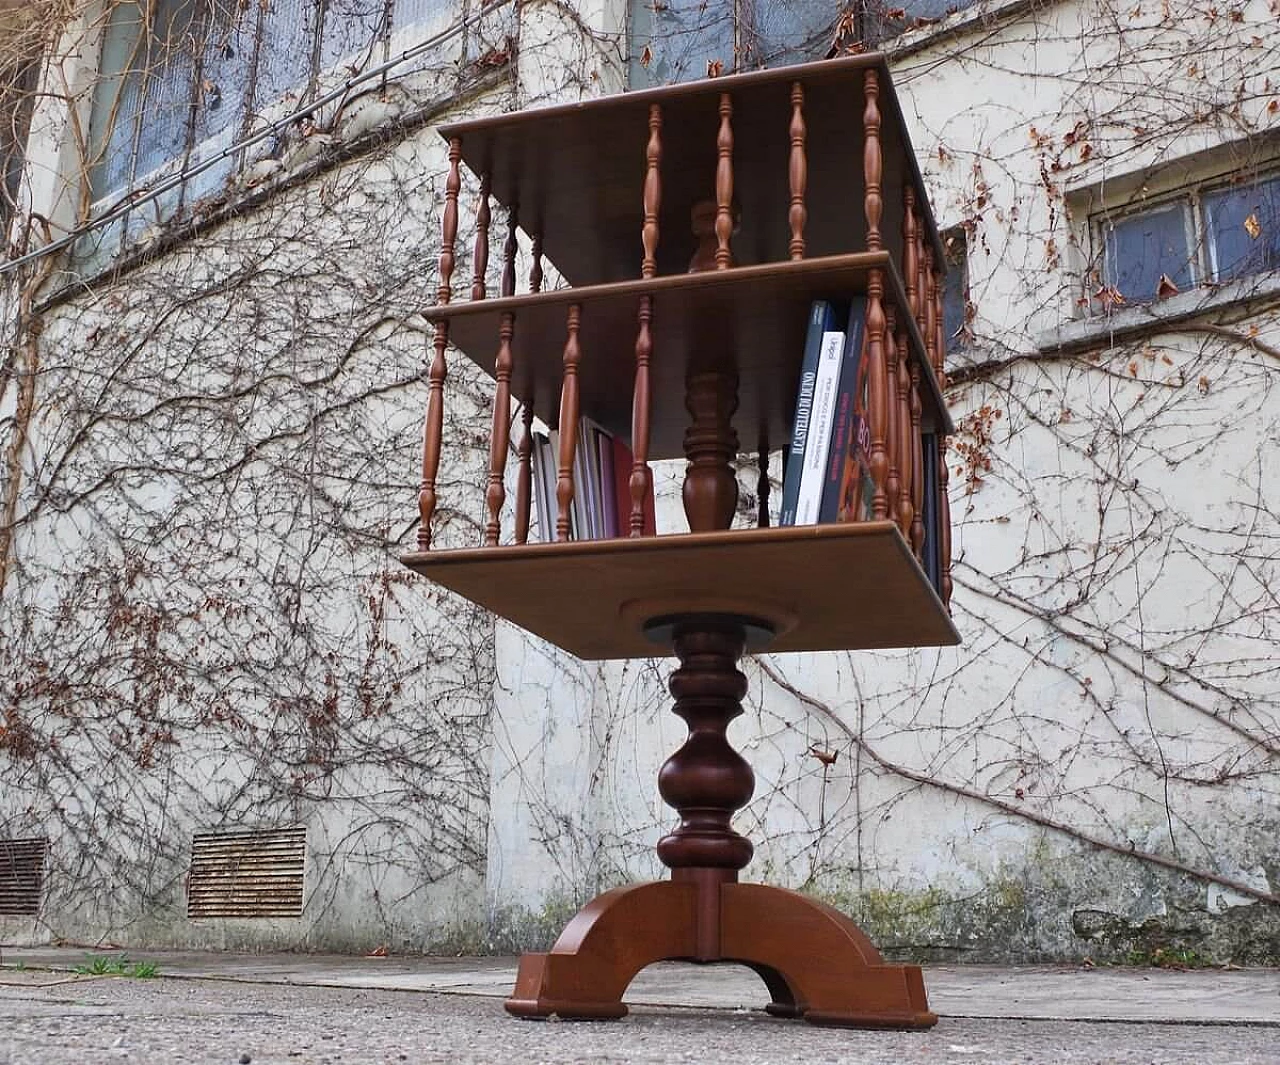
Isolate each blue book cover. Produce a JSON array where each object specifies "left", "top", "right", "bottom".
[
  {"left": 819, "top": 296, "right": 870, "bottom": 524},
  {"left": 780, "top": 300, "right": 837, "bottom": 525}
]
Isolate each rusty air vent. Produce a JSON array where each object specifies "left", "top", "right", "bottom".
[
  {"left": 0, "top": 837, "right": 48, "bottom": 916},
  {"left": 187, "top": 826, "right": 306, "bottom": 919}
]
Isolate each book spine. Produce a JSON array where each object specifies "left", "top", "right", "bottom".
[
  {"left": 531, "top": 432, "right": 552, "bottom": 542},
  {"left": 819, "top": 297, "right": 869, "bottom": 524},
  {"left": 794, "top": 328, "right": 846, "bottom": 525},
  {"left": 598, "top": 430, "right": 618, "bottom": 539},
  {"left": 779, "top": 300, "right": 835, "bottom": 525}
]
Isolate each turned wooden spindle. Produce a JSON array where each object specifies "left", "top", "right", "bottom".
[
  {"left": 629, "top": 107, "right": 661, "bottom": 538},
  {"left": 417, "top": 136, "right": 463, "bottom": 550},
  {"left": 788, "top": 81, "right": 807, "bottom": 260},
  {"left": 903, "top": 187, "right": 919, "bottom": 320},
  {"left": 863, "top": 70, "right": 882, "bottom": 252},
  {"left": 715, "top": 93, "right": 734, "bottom": 270},
  {"left": 909, "top": 364, "right": 926, "bottom": 558},
  {"left": 472, "top": 171, "right": 491, "bottom": 301},
  {"left": 556, "top": 305, "right": 583, "bottom": 541},
  {"left": 924, "top": 246, "right": 939, "bottom": 376},
  {"left": 631, "top": 300, "right": 654, "bottom": 537},
  {"left": 757, "top": 429, "right": 770, "bottom": 528},
  {"left": 502, "top": 204, "right": 518, "bottom": 299},
  {"left": 515, "top": 401, "right": 533, "bottom": 545},
  {"left": 933, "top": 266, "right": 949, "bottom": 387},
  {"left": 915, "top": 210, "right": 928, "bottom": 340},
  {"left": 897, "top": 324, "right": 916, "bottom": 541},
  {"left": 866, "top": 273, "right": 889, "bottom": 521},
  {"left": 530, "top": 233, "right": 544, "bottom": 293},
  {"left": 682, "top": 371, "right": 739, "bottom": 533},
  {"left": 939, "top": 435, "right": 953, "bottom": 607},
  {"left": 656, "top": 619, "right": 755, "bottom": 872},
  {"left": 642, "top": 104, "right": 662, "bottom": 279},
  {"left": 884, "top": 305, "right": 903, "bottom": 525},
  {"left": 484, "top": 312, "right": 514, "bottom": 546}
]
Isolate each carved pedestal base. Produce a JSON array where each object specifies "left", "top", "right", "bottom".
[
  {"left": 505, "top": 613, "right": 936, "bottom": 1030},
  {"left": 504, "top": 874, "right": 935, "bottom": 1028}
]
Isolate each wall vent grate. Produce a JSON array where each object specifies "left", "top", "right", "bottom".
[
  {"left": 188, "top": 826, "right": 306, "bottom": 919},
  {"left": 0, "top": 837, "right": 49, "bottom": 916}
]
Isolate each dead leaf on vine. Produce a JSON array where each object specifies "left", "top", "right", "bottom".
[
  {"left": 639, "top": 45, "right": 652, "bottom": 68},
  {"left": 1269, "top": 100, "right": 1279, "bottom": 114},
  {"left": 1093, "top": 284, "right": 1127, "bottom": 308},
  {"left": 1244, "top": 212, "right": 1262, "bottom": 239},
  {"left": 1198, "top": 375, "right": 1211, "bottom": 394},
  {"left": 1128, "top": 361, "right": 1139, "bottom": 377},
  {"left": 1156, "top": 273, "right": 1180, "bottom": 299},
  {"left": 706, "top": 59, "right": 724, "bottom": 77}
]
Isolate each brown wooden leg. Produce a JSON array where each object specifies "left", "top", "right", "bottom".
[
  {"left": 722, "top": 882, "right": 937, "bottom": 1028},
  {"left": 505, "top": 614, "right": 938, "bottom": 1029},
  {"left": 506, "top": 880, "right": 699, "bottom": 1020}
]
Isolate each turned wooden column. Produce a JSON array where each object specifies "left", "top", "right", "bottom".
[{"left": 657, "top": 620, "right": 755, "bottom": 873}]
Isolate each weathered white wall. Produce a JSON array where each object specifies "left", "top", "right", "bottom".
[{"left": 2, "top": 0, "right": 1277, "bottom": 962}]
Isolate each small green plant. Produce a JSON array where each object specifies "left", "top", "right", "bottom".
[
  {"left": 73, "top": 954, "right": 160, "bottom": 978},
  {"left": 1126, "top": 946, "right": 1211, "bottom": 969}
]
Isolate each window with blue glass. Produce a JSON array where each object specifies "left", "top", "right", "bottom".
[
  {"left": 1102, "top": 202, "right": 1196, "bottom": 302},
  {"left": 1099, "top": 169, "right": 1280, "bottom": 304},
  {"left": 628, "top": 0, "right": 980, "bottom": 87},
  {"left": 86, "top": 0, "right": 473, "bottom": 209},
  {"left": 1205, "top": 174, "right": 1280, "bottom": 283}
]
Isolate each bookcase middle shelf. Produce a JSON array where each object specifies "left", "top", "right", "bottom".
[{"left": 425, "top": 251, "right": 954, "bottom": 463}]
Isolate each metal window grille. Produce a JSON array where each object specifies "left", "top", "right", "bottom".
[
  {"left": 86, "top": 0, "right": 463, "bottom": 208},
  {"left": 0, "top": 837, "right": 49, "bottom": 917},
  {"left": 187, "top": 825, "right": 307, "bottom": 918}
]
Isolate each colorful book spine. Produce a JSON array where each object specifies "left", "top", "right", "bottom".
[
  {"left": 611, "top": 436, "right": 656, "bottom": 537},
  {"left": 780, "top": 300, "right": 838, "bottom": 525},
  {"left": 794, "top": 327, "right": 846, "bottom": 525},
  {"left": 819, "top": 297, "right": 869, "bottom": 523}
]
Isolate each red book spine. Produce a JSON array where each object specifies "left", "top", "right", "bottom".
[{"left": 612, "top": 437, "right": 656, "bottom": 535}]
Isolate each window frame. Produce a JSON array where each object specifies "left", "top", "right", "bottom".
[{"left": 1092, "top": 164, "right": 1280, "bottom": 306}]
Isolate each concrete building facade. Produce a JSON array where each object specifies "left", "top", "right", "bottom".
[{"left": 1, "top": 0, "right": 1277, "bottom": 962}]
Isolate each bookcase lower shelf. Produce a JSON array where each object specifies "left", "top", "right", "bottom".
[
  {"left": 403, "top": 521, "right": 950, "bottom": 1029},
  {"left": 400, "top": 520, "right": 958, "bottom": 660}
]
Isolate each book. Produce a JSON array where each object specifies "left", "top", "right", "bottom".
[
  {"left": 530, "top": 419, "right": 656, "bottom": 540},
  {"left": 920, "top": 430, "right": 941, "bottom": 595},
  {"left": 819, "top": 297, "right": 870, "bottom": 523},
  {"left": 598, "top": 431, "right": 618, "bottom": 539},
  {"left": 835, "top": 413, "right": 875, "bottom": 524},
  {"left": 611, "top": 435, "right": 656, "bottom": 537},
  {"left": 793, "top": 326, "right": 846, "bottom": 524},
  {"left": 779, "top": 300, "right": 838, "bottom": 525},
  {"left": 531, "top": 430, "right": 552, "bottom": 541},
  {"left": 573, "top": 421, "right": 597, "bottom": 540}
]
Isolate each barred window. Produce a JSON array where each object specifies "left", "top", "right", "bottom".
[
  {"left": 1, "top": 50, "right": 39, "bottom": 237},
  {"left": 628, "top": 0, "right": 981, "bottom": 87},
  {"left": 1097, "top": 169, "right": 1280, "bottom": 304},
  {"left": 87, "top": 1, "right": 467, "bottom": 204}
]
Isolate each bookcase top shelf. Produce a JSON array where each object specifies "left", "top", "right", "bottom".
[
  {"left": 427, "top": 252, "right": 953, "bottom": 461},
  {"left": 438, "top": 53, "right": 945, "bottom": 286},
  {"left": 401, "top": 521, "right": 959, "bottom": 660}
]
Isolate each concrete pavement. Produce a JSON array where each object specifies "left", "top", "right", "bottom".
[{"left": 1, "top": 947, "right": 1277, "bottom": 1063}]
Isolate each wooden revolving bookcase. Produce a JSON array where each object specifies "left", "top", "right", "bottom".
[{"left": 401, "top": 54, "right": 958, "bottom": 1030}]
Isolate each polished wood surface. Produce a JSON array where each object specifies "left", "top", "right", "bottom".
[
  {"left": 416, "top": 136, "right": 461, "bottom": 549},
  {"left": 437, "top": 55, "right": 945, "bottom": 285},
  {"left": 408, "top": 55, "right": 956, "bottom": 1032},
  {"left": 401, "top": 522, "right": 958, "bottom": 660},
  {"left": 425, "top": 252, "right": 952, "bottom": 461}
]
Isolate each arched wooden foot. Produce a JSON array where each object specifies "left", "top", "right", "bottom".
[
  {"left": 505, "top": 879, "right": 698, "bottom": 1020},
  {"left": 722, "top": 882, "right": 937, "bottom": 1028}
]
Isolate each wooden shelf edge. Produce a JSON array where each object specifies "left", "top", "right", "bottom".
[
  {"left": 423, "top": 252, "right": 954, "bottom": 435},
  {"left": 401, "top": 521, "right": 959, "bottom": 660}
]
